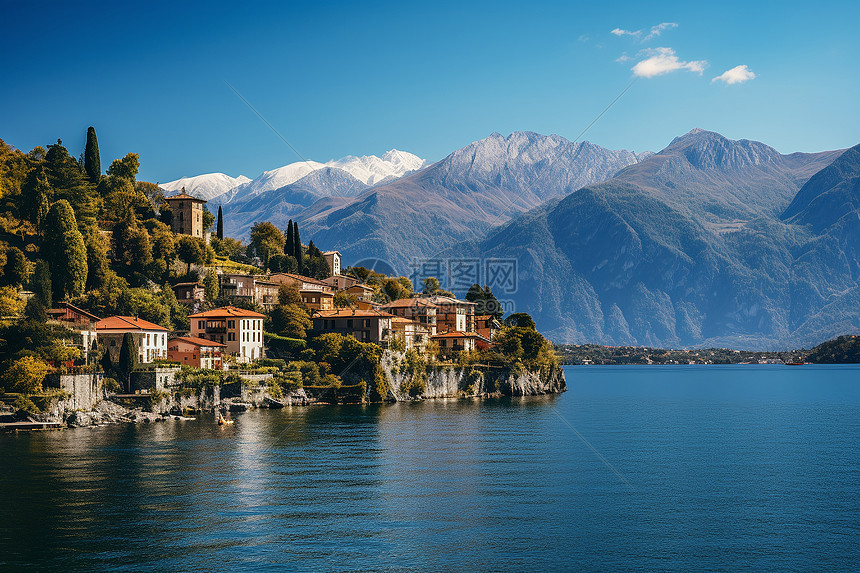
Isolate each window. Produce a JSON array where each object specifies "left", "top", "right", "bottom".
[
  {"left": 198, "top": 320, "right": 205, "bottom": 329},
  {"left": 228, "top": 320, "right": 235, "bottom": 328},
  {"left": 347, "top": 319, "right": 353, "bottom": 328}
]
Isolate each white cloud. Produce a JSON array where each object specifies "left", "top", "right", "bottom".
[
  {"left": 578, "top": 34, "right": 589, "bottom": 42},
  {"left": 712, "top": 64, "right": 756, "bottom": 84},
  {"left": 616, "top": 52, "right": 631, "bottom": 62},
  {"left": 611, "top": 27, "right": 641, "bottom": 37},
  {"left": 642, "top": 22, "right": 678, "bottom": 42},
  {"left": 631, "top": 47, "right": 707, "bottom": 78}
]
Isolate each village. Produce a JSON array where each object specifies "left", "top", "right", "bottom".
[{"left": 0, "top": 174, "right": 560, "bottom": 428}]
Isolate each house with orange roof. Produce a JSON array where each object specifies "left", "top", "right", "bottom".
[
  {"left": 96, "top": 316, "right": 168, "bottom": 363},
  {"left": 312, "top": 308, "right": 394, "bottom": 344},
  {"left": 189, "top": 306, "right": 265, "bottom": 362},
  {"left": 167, "top": 336, "right": 226, "bottom": 370},
  {"left": 379, "top": 298, "right": 438, "bottom": 334},
  {"left": 322, "top": 274, "right": 359, "bottom": 291},
  {"left": 390, "top": 316, "right": 432, "bottom": 352},
  {"left": 269, "top": 272, "right": 336, "bottom": 310},
  {"left": 269, "top": 272, "right": 333, "bottom": 293},
  {"left": 427, "top": 294, "right": 476, "bottom": 334},
  {"left": 431, "top": 331, "right": 490, "bottom": 356}
]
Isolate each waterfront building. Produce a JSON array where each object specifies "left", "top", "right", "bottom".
[{"left": 189, "top": 306, "right": 265, "bottom": 362}]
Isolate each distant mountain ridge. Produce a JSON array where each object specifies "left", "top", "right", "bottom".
[
  {"left": 293, "top": 131, "right": 649, "bottom": 268},
  {"left": 161, "top": 129, "right": 858, "bottom": 349},
  {"left": 453, "top": 130, "right": 852, "bottom": 349}
]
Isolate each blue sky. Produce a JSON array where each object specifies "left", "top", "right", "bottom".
[{"left": 2, "top": 0, "right": 858, "bottom": 182}]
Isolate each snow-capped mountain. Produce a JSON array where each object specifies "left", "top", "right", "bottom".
[
  {"left": 328, "top": 149, "right": 425, "bottom": 186},
  {"left": 163, "top": 149, "right": 426, "bottom": 205},
  {"left": 159, "top": 173, "right": 251, "bottom": 201}
]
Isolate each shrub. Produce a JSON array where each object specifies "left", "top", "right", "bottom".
[{"left": 14, "top": 394, "right": 39, "bottom": 414}]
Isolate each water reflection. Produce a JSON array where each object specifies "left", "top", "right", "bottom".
[{"left": 2, "top": 367, "right": 859, "bottom": 571}]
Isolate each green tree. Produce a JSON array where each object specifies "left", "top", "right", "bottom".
[
  {"left": 303, "top": 240, "right": 330, "bottom": 279},
  {"left": 0, "top": 286, "right": 25, "bottom": 317},
  {"left": 422, "top": 277, "right": 440, "bottom": 295},
  {"left": 113, "top": 217, "right": 153, "bottom": 274},
  {"left": 504, "top": 312, "right": 536, "bottom": 329},
  {"left": 117, "top": 332, "right": 138, "bottom": 387},
  {"left": 20, "top": 164, "right": 52, "bottom": 232},
  {"left": 176, "top": 235, "right": 205, "bottom": 273},
  {"left": 212, "top": 236, "right": 244, "bottom": 260},
  {"left": 100, "top": 348, "right": 115, "bottom": 379},
  {"left": 333, "top": 291, "right": 358, "bottom": 309},
  {"left": 203, "top": 268, "right": 219, "bottom": 301},
  {"left": 146, "top": 219, "right": 176, "bottom": 265},
  {"left": 270, "top": 304, "right": 312, "bottom": 338},
  {"left": 1, "top": 356, "right": 50, "bottom": 394},
  {"left": 249, "top": 221, "right": 284, "bottom": 269},
  {"left": 285, "top": 219, "right": 295, "bottom": 258},
  {"left": 43, "top": 200, "right": 88, "bottom": 301},
  {"left": 107, "top": 153, "right": 140, "bottom": 181},
  {"left": 465, "top": 283, "right": 504, "bottom": 320},
  {"left": 202, "top": 206, "right": 215, "bottom": 232},
  {"left": 278, "top": 284, "right": 303, "bottom": 306},
  {"left": 30, "top": 259, "right": 52, "bottom": 308},
  {"left": 84, "top": 232, "right": 110, "bottom": 291},
  {"left": 216, "top": 205, "right": 224, "bottom": 240},
  {"left": 24, "top": 297, "right": 47, "bottom": 322},
  {"left": 2, "top": 246, "right": 29, "bottom": 287},
  {"left": 84, "top": 126, "right": 101, "bottom": 183},
  {"left": 293, "top": 221, "right": 302, "bottom": 272},
  {"left": 44, "top": 139, "right": 97, "bottom": 230}
]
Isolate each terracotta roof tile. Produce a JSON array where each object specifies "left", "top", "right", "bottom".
[
  {"left": 189, "top": 306, "right": 265, "bottom": 318},
  {"left": 168, "top": 336, "right": 226, "bottom": 347},
  {"left": 96, "top": 316, "right": 168, "bottom": 331},
  {"left": 314, "top": 309, "right": 394, "bottom": 318}
]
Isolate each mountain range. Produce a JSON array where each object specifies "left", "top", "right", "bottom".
[{"left": 161, "top": 130, "right": 860, "bottom": 349}]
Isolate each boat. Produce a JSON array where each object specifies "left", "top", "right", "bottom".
[{"left": 218, "top": 413, "right": 234, "bottom": 425}]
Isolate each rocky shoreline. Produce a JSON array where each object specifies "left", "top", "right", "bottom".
[{"left": 1, "top": 362, "right": 567, "bottom": 432}]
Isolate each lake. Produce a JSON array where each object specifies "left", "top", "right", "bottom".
[{"left": 2, "top": 365, "right": 859, "bottom": 571}]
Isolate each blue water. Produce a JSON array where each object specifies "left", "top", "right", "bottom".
[{"left": 1, "top": 365, "right": 859, "bottom": 571}]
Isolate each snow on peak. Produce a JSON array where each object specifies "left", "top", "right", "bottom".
[
  {"left": 164, "top": 149, "right": 426, "bottom": 204},
  {"left": 326, "top": 149, "right": 425, "bottom": 185},
  {"left": 159, "top": 173, "right": 250, "bottom": 201},
  {"left": 240, "top": 160, "right": 329, "bottom": 196}
]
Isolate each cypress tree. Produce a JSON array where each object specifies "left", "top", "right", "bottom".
[
  {"left": 216, "top": 205, "right": 224, "bottom": 240},
  {"left": 84, "top": 126, "right": 101, "bottom": 183},
  {"left": 21, "top": 165, "right": 52, "bottom": 231},
  {"left": 31, "top": 260, "right": 52, "bottom": 308},
  {"left": 118, "top": 332, "right": 138, "bottom": 389},
  {"left": 293, "top": 222, "right": 302, "bottom": 273},
  {"left": 43, "top": 200, "right": 88, "bottom": 301},
  {"left": 100, "top": 348, "right": 114, "bottom": 379},
  {"left": 285, "top": 219, "right": 294, "bottom": 258}
]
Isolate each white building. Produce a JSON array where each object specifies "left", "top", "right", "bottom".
[
  {"left": 322, "top": 250, "right": 341, "bottom": 277},
  {"left": 188, "top": 306, "right": 265, "bottom": 363},
  {"left": 96, "top": 316, "right": 168, "bottom": 363}
]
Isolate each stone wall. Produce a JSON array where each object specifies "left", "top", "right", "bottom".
[
  {"left": 44, "top": 373, "right": 102, "bottom": 411},
  {"left": 131, "top": 367, "right": 180, "bottom": 392}
]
